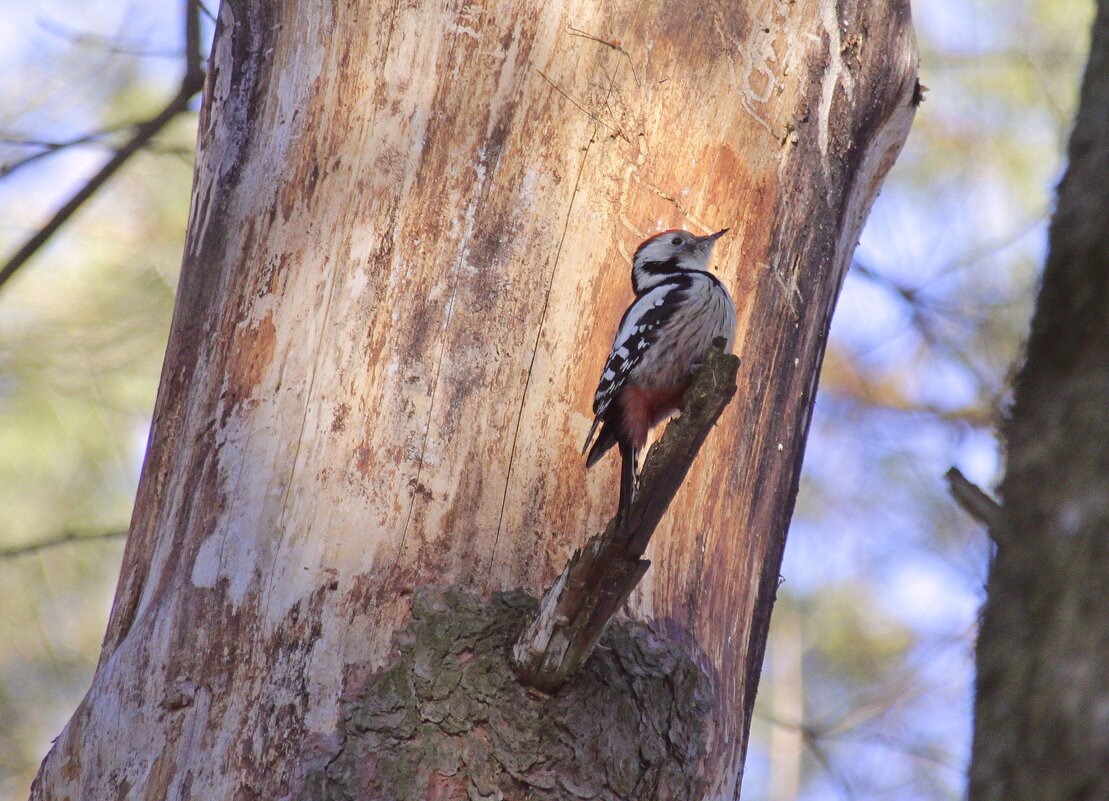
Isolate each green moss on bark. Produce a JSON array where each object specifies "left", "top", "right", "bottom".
[{"left": 301, "top": 589, "right": 712, "bottom": 801}]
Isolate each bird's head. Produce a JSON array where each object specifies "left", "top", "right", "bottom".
[{"left": 631, "top": 228, "right": 729, "bottom": 294}]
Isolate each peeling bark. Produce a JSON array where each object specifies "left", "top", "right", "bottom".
[
  {"left": 32, "top": 0, "right": 917, "bottom": 798},
  {"left": 969, "top": 4, "right": 1109, "bottom": 800}
]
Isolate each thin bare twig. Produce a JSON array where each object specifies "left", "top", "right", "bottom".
[
  {"left": 0, "top": 122, "right": 140, "bottom": 178},
  {"left": 566, "top": 25, "right": 643, "bottom": 92},
  {"left": 0, "top": 0, "right": 205, "bottom": 294},
  {"left": 0, "top": 529, "right": 126, "bottom": 559},
  {"left": 802, "top": 727, "right": 859, "bottom": 801},
  {"left": 1, "top": 131, "right": 193, "bottom": 177},
  {"left": 567, "top": 25, "right": 626, "bottom": 53},
  {"left": 849, "top": 257, "right": 1004, "bottom": 400},
  {"left": 535, "top": 69, "right": 628, "bottom": 142},
  {"left": 37, "top": 17, "right": 185, "bottom": 59}
]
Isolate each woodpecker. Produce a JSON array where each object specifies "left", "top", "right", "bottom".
[{"left": 582, "top": 228, "right": 737, "bottom": 527}]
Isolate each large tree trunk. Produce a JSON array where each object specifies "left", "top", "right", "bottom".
[
  {"left": 969, "top": 4, "right": 1109, "bottom": 800},
  {"left": 32, "top": 0, "right": 916, "bottom": 798}
]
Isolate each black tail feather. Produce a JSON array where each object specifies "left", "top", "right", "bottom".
[
  {"left": 585, "top": 417, "right": 619, "bottom": 468},
  {"left": 585, "top": 412, "right": 638, "bottom": 530},
  {"left": 616, "top": 439, "right": 636, "bottom": 532}
]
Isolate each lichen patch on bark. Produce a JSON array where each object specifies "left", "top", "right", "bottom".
[{"left": 300, "top": 588, "right": 713, "bottom": 801}]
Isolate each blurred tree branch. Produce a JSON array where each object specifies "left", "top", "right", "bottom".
[
  {"left": 2, "top": 123, "right": 137, "bottom": 178},
  {"left": 0, "top": 0, "right": 205, "bottom": 294},
  {"left": 36, "top": 17, "right": 186, "bottom": 59},
  {"left": 1, "top": 128, "right": 195, "bottom": 177},
  {"left": 844, "top": 249, "right": 1040, "bottom": 422},
  {"left": 821, "top": 346, "right": 997, "bottom": 427},
  {"left": 945, "top": 467, "right": 1004, "bottom": 538},
  {"left": 0, "top": 529, "right": 126, "bottom": 560}
]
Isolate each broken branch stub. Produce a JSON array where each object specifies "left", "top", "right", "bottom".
[{"left": 512, "top": 339, "right": 740, "bottom": 692}]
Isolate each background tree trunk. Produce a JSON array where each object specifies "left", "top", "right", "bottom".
[
  {"left": 32, "top": 0, "right": 916, "bottom": 798},
  {"left": 969, "top": 3, "right": 1109, "bottom": 800}
]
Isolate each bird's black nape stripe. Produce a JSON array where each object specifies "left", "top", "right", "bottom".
[
  {"left": 639, "top": 257, "right": 681, "bottom": 275},
  {"left": 632, "top": 256, "right": 684, "bottom": 294}
]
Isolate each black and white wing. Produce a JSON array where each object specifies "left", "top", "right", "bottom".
[{"left": 582, "top": 278, "right": 690, "bottom": 454}]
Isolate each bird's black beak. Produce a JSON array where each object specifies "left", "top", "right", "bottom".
[{"left": 700, "top": 228, "right": 729, "bottom": 243}]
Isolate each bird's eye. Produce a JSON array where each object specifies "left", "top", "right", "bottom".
[{"left": 670, "top": 237, "right": 682, "bottom": 245}]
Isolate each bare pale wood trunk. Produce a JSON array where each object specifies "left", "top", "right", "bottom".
[{"left": 32, "top": 0, "right": 916, "bottom": 798}]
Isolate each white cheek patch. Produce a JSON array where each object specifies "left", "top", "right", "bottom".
[{"left": 677, "top": 249, "right": 711, "bottom": 271}]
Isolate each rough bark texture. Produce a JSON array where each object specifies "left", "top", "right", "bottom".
[
  {"left": 969, "top": 4, "right": 1109, "bottom": 800},
  {"left": 32, "top": 0, "right": 917, "bottom": 798},
  {"left": 302, "top": 589, "right": 713, "bottom": 801}
]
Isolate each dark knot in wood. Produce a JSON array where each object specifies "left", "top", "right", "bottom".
[{"left": 511, "top": 339, "right": 740, "bottom": 692}]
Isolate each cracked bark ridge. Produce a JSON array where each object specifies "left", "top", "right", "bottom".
[
  {"left": 512, "top": 341, "right": 739, "bottom": 693},
  {"left": 302, "top": 588, "right": 712, "bottom": 801}
]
